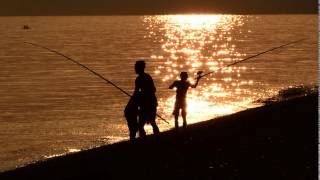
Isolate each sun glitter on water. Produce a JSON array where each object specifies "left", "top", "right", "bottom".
[
  {"left": 143, "top": 15, "right": 262, "bottom": 124},
  {"left": 164, "top": 15, "right": 224, "bottom": 30}
]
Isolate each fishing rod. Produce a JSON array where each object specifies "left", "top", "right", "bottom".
[
  {"left": 199, "top": 38, "right": 306, "bottom": 78},
  {"left": 24, "top": 41, "right": 169, "bottom": 124},
  {"left": 189, "top": 39, "right": 306, "bottom": 110}
]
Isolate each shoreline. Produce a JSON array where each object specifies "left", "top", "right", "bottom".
[{"left": 0, "top": 94, "right": 317, "bottom": 179}]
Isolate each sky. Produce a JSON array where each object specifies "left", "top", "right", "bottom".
[{"left": 0, "top": 0, "right": 317, "bottom": 15}]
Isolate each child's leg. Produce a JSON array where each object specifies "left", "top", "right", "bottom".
[
  {"left": 173, "top": 107, "right": 180, "bottom": 129},
  {"left": 175, "top": 116, "right": 179, "bottom": 129},
  {"left": 181, "top": 108, "right": 187, "bottom": 129}
]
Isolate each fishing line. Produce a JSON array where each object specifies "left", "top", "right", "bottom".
[{"left": 24, "top": 41, "right": 169, "bottom": 124}]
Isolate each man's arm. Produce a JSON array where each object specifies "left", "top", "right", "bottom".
[
  {"left": 133, "top": 78, "right": 140, "bottom": 97},
  {"left": 169, "top": 81, "right": 177, "bottom": 89},
  {"left": 149, "top": 76, "right": 156, "bottom": 93}
]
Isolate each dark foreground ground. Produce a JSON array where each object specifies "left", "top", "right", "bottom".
[{"left": 0, "top": 94, "right": 318, "bottom": 180}]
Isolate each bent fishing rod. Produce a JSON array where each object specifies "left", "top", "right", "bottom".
[
  {"left": 199, "top": 38, "right": 306, "bottom": 78},
  {"left": 24, "top": 41, "right": 169, "bottom": 124}
]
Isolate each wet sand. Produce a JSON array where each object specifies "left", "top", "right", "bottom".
[{"left": 0, "top": 94, "right": 317, "bottom": 180}]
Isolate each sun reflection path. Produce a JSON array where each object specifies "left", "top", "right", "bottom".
[{"left": 143, "top": 15, "right": 265, "bottom": 125}]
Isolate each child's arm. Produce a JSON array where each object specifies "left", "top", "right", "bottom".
[{"left": 190, "top": 76, "right": 201, "bottom": 88}]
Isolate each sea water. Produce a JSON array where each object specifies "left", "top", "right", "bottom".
[{"left": 0, "top": 15, "right": 317, "bottom": 171}]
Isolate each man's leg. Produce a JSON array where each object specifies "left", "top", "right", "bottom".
[
  {"left": 128, "top": 122, "right": 135, "bottom": 140},
  {"left": 150, "top": 121, "right": 160, "bottom": 136},
  {"left": 128, "top": 118, "right": 138, "bottom": 141},
  {"left": 138, "top": 117, "right": 146, "bottom": 138},
  {"left": 150, "top": 108, "right": 160, "bottom": 137}
]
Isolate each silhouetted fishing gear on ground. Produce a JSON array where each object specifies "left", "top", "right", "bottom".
[
  {"left": 24, "top": 41, "right": 169, "bottom": 124},
  {"left": 199, "top": 38, "right": 306, "bottom": 78}
]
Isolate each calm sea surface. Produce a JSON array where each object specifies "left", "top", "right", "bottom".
[{"left": 0, "top": 15, "right": 317, "bottom": 171}]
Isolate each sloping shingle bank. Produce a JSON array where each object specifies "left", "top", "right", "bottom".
[{"left": 0, "top": 94, "right": 317, "bottom": 180}]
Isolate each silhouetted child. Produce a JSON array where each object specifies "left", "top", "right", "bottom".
[
  {"left": 124, "top": 96, "right": 138, "bottom": 141},
  {"left": 169, "top": 72, "right": 201, "bottom": 131}
]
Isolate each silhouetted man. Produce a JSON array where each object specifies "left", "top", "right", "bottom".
[
  {"left": 169, "top": 72, "right": 201, "bottom": 131},
  {"left": 133, "top": 60, "right": 160, "bottom": 138}
]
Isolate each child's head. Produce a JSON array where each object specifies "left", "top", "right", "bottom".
[{"left": 180, "top": 72, "right": 188, "bottom": 80}]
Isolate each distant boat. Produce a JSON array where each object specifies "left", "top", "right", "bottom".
[{"left": 23, "top": 25, "right": 30, "bottom": 30}]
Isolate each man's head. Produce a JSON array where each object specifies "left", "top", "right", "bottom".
[
  {"left": 135, "top": 60, "right": 145, "bottom": 75},
  {"left": 180, "top": 72, "right": 188, "bottom": 81}
]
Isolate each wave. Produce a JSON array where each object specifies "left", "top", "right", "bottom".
[{"left": 256, "top": 84, "right": 318, "bottom": 105}]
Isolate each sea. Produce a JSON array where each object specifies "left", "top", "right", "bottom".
[{"left": 0, "top": 15, "right": 317, "bottom": 172}]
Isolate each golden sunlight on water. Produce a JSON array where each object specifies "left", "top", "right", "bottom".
[{"left": 144, "top": 15, "right": 263, "bottom": 124}]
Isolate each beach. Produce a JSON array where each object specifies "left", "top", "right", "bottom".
[{"left": 0, "top": 93, "right": 317, "bottom": 180}]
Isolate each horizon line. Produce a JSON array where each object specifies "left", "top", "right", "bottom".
[{"left": 0, "top": 12, "right": 317, "bottom": 17}]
